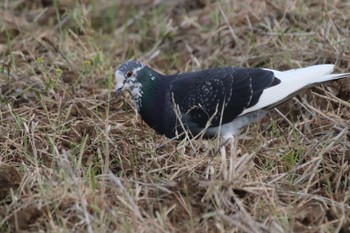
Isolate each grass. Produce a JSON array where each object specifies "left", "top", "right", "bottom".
[{"left": 0, "top": 0, "right": 350, "bottom": 232}]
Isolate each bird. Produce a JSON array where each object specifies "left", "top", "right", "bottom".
[{"left": 114, "top": 61, "right": 349, "bottom": 144}]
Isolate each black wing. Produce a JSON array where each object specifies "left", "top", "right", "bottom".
[{"left": 169, "top": 67, "right": 279, "bottom": 127}]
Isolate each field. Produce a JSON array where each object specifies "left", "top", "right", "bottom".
[{"left": 1, "top": 0, "right": 350, "bottom": 232}]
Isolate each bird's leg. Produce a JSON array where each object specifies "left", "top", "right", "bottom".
[
  {"left": 219, "top": 136, "right": 233, "bottom": 180},
  {"left": 219, "top": 144, "right": 228, "bottom": 180},
  {"left": 228, "top": 136, "right": 238, "bottom": 182},
  {"left": 217, "top": 135, "right": 239, "bottom": 181}
]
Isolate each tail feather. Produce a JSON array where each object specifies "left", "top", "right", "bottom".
[
  {"left": 319, "top": 73, "right": 350, "bottom": 82},
  {"left": 241, "top": 64, "right": 350, "bottom": 115}
]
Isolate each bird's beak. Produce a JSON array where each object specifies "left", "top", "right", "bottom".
[{"left": 115, "top": 87, "right": 123, "bottom": 97}]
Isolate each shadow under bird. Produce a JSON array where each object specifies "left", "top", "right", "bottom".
[{"left": 114, "top": 61, "right": 349, "bottom": 142}]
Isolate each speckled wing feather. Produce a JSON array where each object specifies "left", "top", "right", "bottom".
[{"left": 170, "top": 67, "right": 279, "bottom": 127}]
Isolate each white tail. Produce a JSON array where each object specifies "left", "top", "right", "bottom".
[{"left": 241, "top": 64, "right": 350, "bottom": 115}]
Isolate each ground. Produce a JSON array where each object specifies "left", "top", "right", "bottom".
[{"left": 0, "top": 0, "right": 350, "bottom": 232}]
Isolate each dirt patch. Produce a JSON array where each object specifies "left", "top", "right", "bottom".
[
  {"left": 294, "top": 202, "right": 350, "bottom": 233},
  {"left": 0, "top": 165, "right": 43, "bottom": 232},
  {"left": 7, "top": 205, "right": 43, "bottom": 232},
  {"left": 0, "top": 164, "right": 21, "bottom": 201}
]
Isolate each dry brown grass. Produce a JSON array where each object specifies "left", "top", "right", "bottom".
[{"left": 0, "top": 0, "right": 350, "bottom": 232}]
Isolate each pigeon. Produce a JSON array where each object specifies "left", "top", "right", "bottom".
[{"left": 114, "top": 61, "right": 349, "bottom": 142}]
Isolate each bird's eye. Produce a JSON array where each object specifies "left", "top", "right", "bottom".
[{"left": 125, "top": 70, "right": 133, "bottom": 78}]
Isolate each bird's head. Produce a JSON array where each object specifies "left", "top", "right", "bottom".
[{"left": 114, "top": 60, "right": 146, "bottom": 97}]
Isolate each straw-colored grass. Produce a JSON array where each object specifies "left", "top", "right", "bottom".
[{"left": 0, "top": 1, "right": 349, "bottom": 232}]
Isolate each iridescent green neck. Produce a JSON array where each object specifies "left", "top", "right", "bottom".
[{"left": 132, "top": 67, "right": 161, "bottom": 111}]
